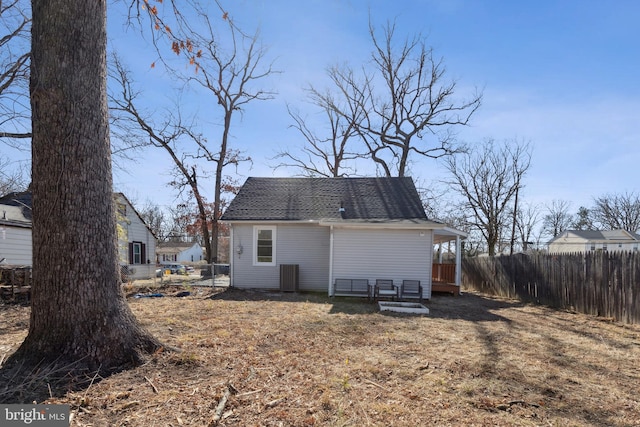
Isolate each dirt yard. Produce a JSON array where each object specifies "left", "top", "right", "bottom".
[{"left": 1, "top": 286, "right": 640, "bottom": 426}]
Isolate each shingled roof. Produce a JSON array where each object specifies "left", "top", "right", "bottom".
[
  {"left": 0, "top": 191, "right": 32, "bottom": 225},
  {"left": 221, "top": 177, "right": 428, "bottom": 221}
]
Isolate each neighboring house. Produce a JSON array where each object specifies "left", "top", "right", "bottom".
[
  {"left": 157, "top": 241, "right": 204, "bottom": 263},
  {"left": 221, "top": 177, "right": 466, "bottom": 299},
  {"left": 548, "top": 229, "right": 640, "bottom": 254},
  {"left": 115, "top": 193, "right": 158, "bottom": 279},
  {"left": 0, "top": 191, "right": 157, "bottom": 280},
  {"left": 0, "top": 192, "right": 32, "bottom": 266}
]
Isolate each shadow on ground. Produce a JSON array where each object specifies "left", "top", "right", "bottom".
[{"left": 209, "top": 287, "right": 523, "bottom": 320}]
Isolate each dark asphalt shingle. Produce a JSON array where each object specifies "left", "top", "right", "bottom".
[{"left": 221, "top": 177, "right": 427, "bottom": 221}]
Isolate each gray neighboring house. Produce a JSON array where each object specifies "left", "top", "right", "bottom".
[
  {"left": 221, "top": 177, "right": 466, "bottom": 299},
  {"left": 548, "top": 229, "right": 640, "bottom": 253}
]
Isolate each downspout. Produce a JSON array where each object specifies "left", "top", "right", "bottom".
[
  {"left": 228, "top": 225, "right": 234, "bottom": 288},
  {"left": 147, "top": 224, "right": 151, "bottom": 281},
  {"left": 328, "top": 225, "right": 334, "bottom": 296},
  {"left": 455, "top": 235, "right": 462, "bottom": 286}
]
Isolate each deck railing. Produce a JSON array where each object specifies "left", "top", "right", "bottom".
[{"left": 432, "top": 263, "right": 456, "bottom": 283}]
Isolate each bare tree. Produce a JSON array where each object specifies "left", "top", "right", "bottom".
[
  {"left": 273, "top": 98, "right": 363, "bottom": 177},
  {"left": 182, "top": 8, "right": 274, "bottom": 262},
  {"left": 443, "top": 139, "right": 531, "bottom": 256},
  {"left": 137, "top": 199, "right": 171, "bottom": 242},
  {"left": 0, "top": 0, "right": 158, "bottom": 177},
  {"left": 165, "top": 203, "right": 194, "bottom": 242},
  {"left": 1, "top": 0, "right": 160, "bottom": 401},
  {"left": 109, "top": 54, "right": 217, "bottom": 262},
  {"left": 427, "top": 193, "right": 486, "bottom": 257},
  {"left": 572, "top": 206, "right": 594, "bottom": 231},
  {"left": 0, "top": 155, "right": 28, "bottom": 195},
  {"left": 515, "top": 202, "right": 541, "bottom": 251},
  {"left": 124, "top": 1, "right": 274, "bottom": 262},
  {"left": 591, "top": 192, "right": 640, "bottom": 232},
  {"left": 314, "top": 20, "right": 481, "bottom": 177},
  {"left": 542, "top": 199, "right": 573, "bottom": 238},
  {"left": 0, "top": 0, "right": 31, "bottom": 142}
]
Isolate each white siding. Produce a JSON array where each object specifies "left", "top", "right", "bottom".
[
  {"left": 177, "top": 243, "right": 203, "bottom": 263},
  {"left": 547, "top": 234, "right": 589, "bottom": 254},
  {"left": 331, "top": 227, "right": 433, "bottom": 299},
  {"left": 0, "top": 195, "right": 157, "bottom": 279},
  {"left": 0, "top": 226, "right": 32, "bottom": 265},
  {"left": 117, "top": 195, "right": 157, "bottom": 279},
  {"left": 230, "top": 223, "right": 330, "bottom": 291},
  {"left": 548, "top": 237, "right": 640, "bottom": 254}
]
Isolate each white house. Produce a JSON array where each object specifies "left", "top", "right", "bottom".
[
  {"left": 115, "top": 193, "right": 158, "bottom": 279},
  {"left": 221, "top": 177, "right": 465, "bottom": 299},
  {"left": 0, "top": 191, "right": 157, "bottom": 280},
  {"left": 548, "top": 229, "right": 640, "bottom": 254},
  {"left": 157, "top": 241, "right": 204, "bottom": 264},
  {"left": 0, "top": 192, "right": 32, "bottom": 266}
]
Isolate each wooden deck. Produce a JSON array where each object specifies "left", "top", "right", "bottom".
[
  {"left": 431, "top": 282, "right": 460, "bottom": 296},
  {"left": 432, "top": 263, "right": 459, "bottom": 296}
]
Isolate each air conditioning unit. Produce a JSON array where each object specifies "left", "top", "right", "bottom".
[{"left": 279, "top": 264, "right": 299, "bottom": 292}]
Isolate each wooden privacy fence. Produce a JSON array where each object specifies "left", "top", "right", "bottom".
[{"left": 462, "top": 252, "right": 640, "bottom": 324}]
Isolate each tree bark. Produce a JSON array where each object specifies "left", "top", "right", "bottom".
[{"left": 4, "top": 0, "right": 161, "bottom": 390}]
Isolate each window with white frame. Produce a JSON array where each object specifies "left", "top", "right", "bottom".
[
  {"left": 128, "top": 241, "right": 146, "bottom": 264},
  {"left": 254, "top": 226, "right": 276, "bottom": 266},
  {"left": 133, "top": 242, "right": 142, "bottom": 264}
]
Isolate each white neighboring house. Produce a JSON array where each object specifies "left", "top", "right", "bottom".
[
  {"left": 115, "top": 193, "right": 158, "bottom": 279},
  {"left": 157, "top": 242, "right": 204, "bottom": 264},
  {"left": 0, "top": 191, "right": 158, "bottom": 280},
  {"left": 0, "top": 192, "right": 32, "bottom": 266},
  {"left": 548, "top": 229, "right": 640, "bottom": 254}
]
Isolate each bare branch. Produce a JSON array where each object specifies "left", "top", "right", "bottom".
[
  {"left": 443, "top": 139, "right": 532, "bottom": 256},
  {"left": 0, "top": 0, "right": 31, "bottom": 144},
  {"left": 273, "top": 100, "right": 364, "bottom": 177},
  {"left": 591, "top": 192, "right": 640, "bottom": 232},
  {"left": 312, "top": 19, "right": 482, "bottom": 177},
  {"left": 114, "top": 2, "right": 274, "bottom": 262}
]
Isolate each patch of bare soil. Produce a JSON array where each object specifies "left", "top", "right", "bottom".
[{"left": 2, "top": 287, "right": 640, "bottom": 426}]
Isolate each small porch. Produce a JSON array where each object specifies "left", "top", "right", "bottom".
[
  {"left": 432, "top": 263, "right": 460, "bottom": 295},
  {"left": 433, "top": 227, "right": 465, "bottom": 296}
]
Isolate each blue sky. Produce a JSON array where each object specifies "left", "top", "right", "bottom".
[
  {"left": 110, "top": 0, "right": 640, "bottom": 215},
  {"left": 8, "top": 0, "right": 637, "bottom": 217}
]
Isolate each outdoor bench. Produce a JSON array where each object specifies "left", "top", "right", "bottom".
[{"left": 333, "top": 278, "right": 371, "bottom": 299}]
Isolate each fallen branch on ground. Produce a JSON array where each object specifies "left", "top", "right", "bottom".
[
  {"left": 209, "top": 383, "right": 237, "bottom": 426},
  {"left": 265, "top": 397, "right": 286, "bottom": 409},
  {"left": 144, "top": 376, "right": 159, "bottom": 393},
  {"left": 497, "top": 400, "right": 541, "bottom": 411}
]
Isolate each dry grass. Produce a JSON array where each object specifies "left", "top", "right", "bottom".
[{"left": 2, "top": 286, "right": 640, "bottom": 426}]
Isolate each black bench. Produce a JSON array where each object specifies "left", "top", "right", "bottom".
[{"left": 333, "top": 278, "right": 371, "bottom": 299}]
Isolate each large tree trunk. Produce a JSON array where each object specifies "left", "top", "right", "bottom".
[{"left": 4, "top": 0, "right": 161, "bottom": 392}]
